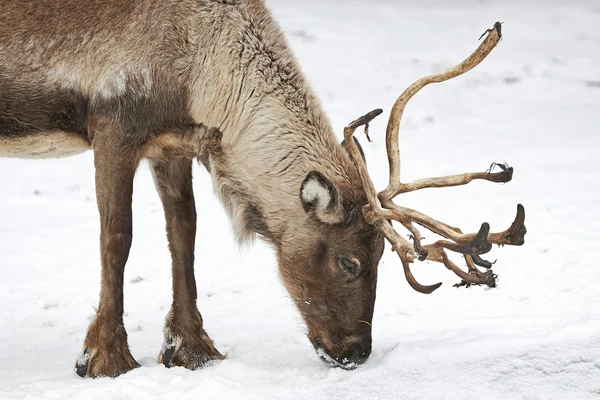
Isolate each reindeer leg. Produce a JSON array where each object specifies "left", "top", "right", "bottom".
[
  {"left": 76, "top": 124, "right": 140, "bottom": 378},
  {"left": 151, "top": 158, "right": 224, "bottom": 370}
]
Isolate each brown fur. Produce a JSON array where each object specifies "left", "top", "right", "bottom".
[
  {"left": 0, "top": 0, "right": 384, "bottom": 376},
  {"left": 151, "top": 157, "right": 225, "bottom": 368}
]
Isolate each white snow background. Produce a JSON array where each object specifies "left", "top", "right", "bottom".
[{"left": 1, "top": 0, "right": 599, "bottom": 399}]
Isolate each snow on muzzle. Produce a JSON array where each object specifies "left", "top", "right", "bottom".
[{"left": 311, "top": 335, "right": 372, "bottom": 370}]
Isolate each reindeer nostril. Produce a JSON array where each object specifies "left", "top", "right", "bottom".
[
  {"left": 336, "top": 343, "right": 370, "bottom": 369},
  {"left": 314, "top": 336, "right": 323, "bottom": 348}
]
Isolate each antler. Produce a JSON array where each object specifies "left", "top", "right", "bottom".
[{"left": 344, "top": 22, "right": 527, "bottom": 294}]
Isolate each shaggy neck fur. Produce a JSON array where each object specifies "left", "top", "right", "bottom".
[{"left": 189, "top": 0, "right": 363, "bottom": 244}]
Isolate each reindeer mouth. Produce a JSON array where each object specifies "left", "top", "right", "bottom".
[
  {"left": 315, "top": 348, "right": 362, "bottom": 370},
  {"left": 311, "top": 337, "right": 369, "bottom": 370}
]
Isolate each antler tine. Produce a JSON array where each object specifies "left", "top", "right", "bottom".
[
  {"left": 343, "top": 109, "right": 385, "bottom": 212},
  {"left": 378, "top": 202, "right": 526, "bottom": 248},
  {"left": 425, "top": 245, "right": 498, "bottom": 288},
  {"left": 378, "top": 219, "right": 442, "bottom": 294},
  {"left": 397, "top": 163, "right": 513, "bottom": 195},
  {"left": 379, "top": 22, "right": 503, "bottom": 203}
]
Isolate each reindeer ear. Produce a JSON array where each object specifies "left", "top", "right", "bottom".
[
  {"left": 300, "top": 171, "right": 344, "bottom": 224},
  {"left": 341, "top": 136, "right": 366, "bottom": 164},
  {"left": 301, "top": 171, "right": 337, "bottom": 212}
]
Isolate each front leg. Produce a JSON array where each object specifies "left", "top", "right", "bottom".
[
  {"left": 151, "top": 158, "right": 224, "bottom": 370},
  {"left": 76, "top": 126, "right": 140, "bottom": 378}
]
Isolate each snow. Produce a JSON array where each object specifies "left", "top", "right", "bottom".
[{"left": 1, "top": 0, "right": 599, "bottom": 398}]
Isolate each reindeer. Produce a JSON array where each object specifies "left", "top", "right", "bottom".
[{"left": 0, "top": 0, "right": 525, "bottom": 378}]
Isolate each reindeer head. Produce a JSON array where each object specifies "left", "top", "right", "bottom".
[
  {"left": 276, "top": 162, "right": 385, "bottom": 369},
  {"left": 277, "top": 22, "right": 526, "bottom": 370}
]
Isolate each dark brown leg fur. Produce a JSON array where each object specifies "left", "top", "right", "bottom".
[
  {"left": 75, "top": 123, "right": 140, "bottom": 378},
  {"left": 151, "top": 158, "right": 224, "bottom": 370}
]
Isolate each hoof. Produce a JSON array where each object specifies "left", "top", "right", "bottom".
[
  {"left": 75, "top": 347, "right": 140, "bottom": 378},
  {"left": 76, "top": 319, "right": 140, "bottom": 378},
  {"left": 158, "top": 331, "right": 224, "bottom": 370},
  {"left": 75, "top": 349, "right": 91, "bottom": 378}
]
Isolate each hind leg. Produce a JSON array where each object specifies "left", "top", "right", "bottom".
[{"left": 151, "top": 158, "right": 224, "bottom": 369}]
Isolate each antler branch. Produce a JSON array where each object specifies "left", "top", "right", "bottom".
[
  {"left": 343, "top": 22, "right": 526, "bottom": 294},
  {"left": 380, "top": 21, "right": 504, "bottom": 201},
  {"left": 397, "top": 162, "right": 513, "bottom": 194}
]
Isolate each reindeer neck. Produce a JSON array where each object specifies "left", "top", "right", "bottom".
[{"left": 186, "top": 2, "right": 359, "bottom": 244}]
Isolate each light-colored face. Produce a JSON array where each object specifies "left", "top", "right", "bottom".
[{"left": 278, "top": 171, "right": 385, "bottom": 369}]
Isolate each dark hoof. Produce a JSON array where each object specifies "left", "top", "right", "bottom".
[
  {"left": 75, "top": 349, "right": 90, "bottom": 378},
  {"left": 74, "top": 346, "right": 140, "bottom": 378},
  {"left": 158, "top": 334, "right": 225, "bottom": 370},
  {"left": 77, "top": 318, "right": 140, "bottom": 378},
  {"left": 160, "top": 337, "right": 177, "bottom": 368}
]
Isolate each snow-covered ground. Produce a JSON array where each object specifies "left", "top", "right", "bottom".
[{"left": 1, "top": 0, "right": 599, "bottom": 399}]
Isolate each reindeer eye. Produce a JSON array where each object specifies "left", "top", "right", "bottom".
[{"left": 340, "top": 257, "right": 360, "bottom": 276}]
